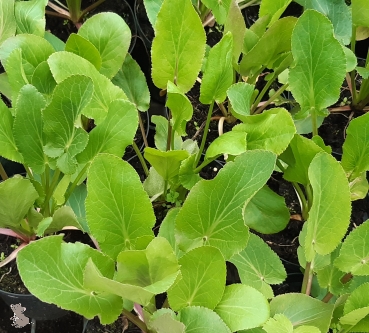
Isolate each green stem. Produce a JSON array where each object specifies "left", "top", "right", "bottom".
[
  {"left": 193, "top": 156, "right": 218, "bottom": 174},
  {"left": 254, "top": 83, "right": 289, "bottom": 114},
  {"left": 80, "top": 0, "right": 106, "bottom": 18},
  {"left": 0, "top": 162, "right": 8, "bottom": 180},
  {"left": 195, "top": 101, "right": 215, "bottom": 167},
  {"left": 305, "top": 184, "right": 314, "bottom": 211},
  {"left": 251, "top": 75, "right": 276, "bottom": 114},
  {"left": 311, "top": 107, "right": 318, "bottom": 137},
  {"left": 43, "top": 169, "right": 61, "bottom": 217},
  {"left": 351, "top": 25, "right": 358, "bottom": 106},
  {"left": 322, "top": 273, "right": 353, "bottom": 303},
  {"left": 138, "top": 111, "right": 149, "bottom": 148},
  {"left": 122, "top": 309, "right": 148, "bottom": 333},
  {"left": 64, "top": 163, "right": 90, "bottom": 204},
  {"left": 24, "top": 166, "right": 35, "bottom": 182},
  {"left": 301, "top": 261, "right": 313, "bottom": 295},
  {"left": 132, "top": 142, "right": 149, "bottom": 177}
]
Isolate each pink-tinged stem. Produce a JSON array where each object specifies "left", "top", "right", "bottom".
[
  {"left": 0, "top": 228, "right": 29, "bottom": 243},
  {"left": 0, "top": 243, "right": 28, "bottom": 268},
  {"left": 134, "top": 303, "right": 144, "bottom": 321}
]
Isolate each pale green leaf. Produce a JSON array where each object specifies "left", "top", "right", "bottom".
[
  {"left": 230, "top": 233, "right": 286, "bottom": 299},
  {"left": 205, "top": 131, "right": 247, "bottom": 160},
  {"left": 42, "top": 205, "right": 81, "bottom": 235},
  {"left": 151, "top": 0, "right": 206, "bottom": 92},
  {"left": 178, "top": 154, "right": 201, "bottom": 190},
  {"left": 112, "top": 53, "right": 150, "bottom": 112},
  {"left": 233, "top": 108, "right": 295, "bottom": 155},
  {"left": 249, "top": 14, "right": 270, "bottom": 38},
  {"left": 43, "top": 75, "right": 93, "bottom": 174},
  {"left": 335, "top": 220, "right": 369, "bottom": 275},
  {"left": 200, "top": 32, "right": 233, "bottom": 104},
  {"left": 65, "top": 33, "right": 102, "bottom": 70},
  {"left": 304, "top": 152, "right": 351, "bottom": 261},
  {"left": 352, "top": 0, "right": 369, "bottom": 28},
  {"left": 178, "top": 306, "right": 231, "bottom": 333},
  {"left": 66, "top": 183, "right": 88, "bottom": 232},
  {"left": 47, "top": 51, "right": 127, "bottom": 124},
  {"left": 86, "top": 154, "right": 155, "bottom": 259},
  {"left": 175, "top": 150, "right": 276, "bottom": 259},
  {"left": 343, "top": 46, "right": 357, "bottom": 72},
  {"left": 158, "top": 208, "right": 181, "bottom": 256},
  {"left": 148, "top": 309, "right": 185, "bottom": 333},
  {"left": 0, "top": 98, "right": 23, "bottom": 163},
  {"left": 263, "top": 314, "right": 293, "bottom": 333},
  {"left": 53, "top": 174, "right": 71, "bottom": 206},
  {"left": 14, "top": 0, "right": 47, "bottom": 36},
  {"left": 201, "top": 0, "right": 231, "bottom": 24},
  {"left": 259, "top": 0, "right": 292, "bottom": 26},
  {"left": 243, "top": 185, "right": 290, "bottom": 234},
  {"left": 0, "top": 176, "right": 38, "bottom": 230},
  {"left": 214, "top": 284, "right": 270, "bottom": 331},
  {"left": 356, "top": 26, "right": 369, "bottom": 40},
  {"left": 239, "top": 17, "right": 297, "bottom": 76},
  {"left": 31, "top": 61, "right": 57, "bottom": 96},
  {"left": 17, "top": 235, "right": 123, "bottom": 324},
  {"left": 151, "top": 115, "right": 182, "bottom": 151},
  {"left": 289, "top": 10, "right": 346, "bottom": 118},
  {"left": 168, "top": 246, "right": 226, "bottom": 311},
  {"left": 77, "top": 99, "right": 138, "bottom": 164},
  {"left": 0, "top": 0, "right": 16, "bottom": 44},
  {"left": 143, "top": 0, "right": 163, "bottom": 27},
  {"left": 78, "top": 12, "right": 131, "bottom": 78},
  {"left": 348, "top": 172, "right": 369, "bottom": 201},
  {"left": 294, "top": 326, "right": 320, "bottom": 333},
  {"left": 13, "top": 84, "right": 46, "bottom": 174},
  {"left": 143, "top": 167, "right": 165, "bottom": 198},
  {"left": 270, "top": 294, "right": 334, "bottom": 332},
  {"left": 227, "top": 82, "right": 255, "bottom": 122},
  {"left": 0, "top": 72, "right": 12, "bottom": 99},
  {"left": 44, "top": 31, "right": 65, "bottom": 51}
]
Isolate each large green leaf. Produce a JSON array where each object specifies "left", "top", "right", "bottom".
[
  {"left": 289, "top": 10, "right": 346, "bottom": 119},
  {"left": 86, "top": 154, "right": 155, "bottom": 259},
  {"left": 230, "top": 233, "right": 286, "bottom": 299},
  {"left": 0, "top": 176, "right": 38, "bottom": 230},
  {"left": 259, "top": 0, "right": 292, "bottom": 26},
  {"left": 112, "top": 53, "right": 150, "bottom": 112},
  {"left": 17, "top": 235, "right": 123, "bottom": 324},
  {"left": 175, "top": 150, "right": 276, "bottom": 259},
  {"left": 243, "top": 185, "right": 290, "bottom": 234},
  {"left": 77, "top": 99, "right": 138, "bottom": 164},
  {"left": 294, "top": 0, "right": 351, "bottom": 45},
  {"left": 0, "top": 98, "right": 23, "bottom": 163},
  {"left": 352, "top": 0, "right": 369, "bottom": 28},
  {"left": 168, "top": 246, "right": 226, "bottom": 311},
  {"left": 14, "top": 0, "right": 47, "bottom": 37},
  {"left": 335, "top": 220, "right": 369, "bottom": 275},
  {"left": 233, "top": 108, "right": 295, "bottom": 155},
  {"left": 270, "top": 294, "right": 334, "bottom": 332},
  {"left": 47, "top": 51, "right": 127, "bottom": 124},
  {"left": 0, "top": 0, "right": 16, "bottom": 44},
  {"left": 78, "top": 12, "right": 131, "bottom": 79},
  {"left": 239, "top": 17, "right": 297, "bottom": 77},
  {"left": 200, "top": 32, "right": 233, "bottom": 104},
  {"left": 178, "top": 306, "right": 231, "bottom": 333},
  {"left": 43, "top": 75, "right": 93, "bottom": 174},
  {"left": 151, "top": 0, "right": 206, "bottom": 93},
  {"left": 13, "top": 84, "right": 46, "bottom": 174},
  {"left": 214, "top": 284, "right": 270, "bottom": 331},
  {"left": 304, "top": 152, "right": 351, "bottom": 262}
]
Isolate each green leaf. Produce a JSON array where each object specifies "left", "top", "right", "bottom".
[
  {"left": 352, "top": 0, "right": 369, "bottom": 28},
  {"left": 178, "top": 306, "right": 231, "bottom": 333},
  {"left": 243, "top": 185, "right": 290, "bottom": 234},
  {"left": 263, "top": 314, "right": 293, "bottom": 333},
  {"left": 65, "top": 33, "right": 102, "bottom": 70},
  {"left": 31, "top": 61, "right": 57, "bottom": 96},
  {"left": 13, "top": 84, "right": 46, "bottom": 174},
  {"left": 0, "top": 176, "right": 38, "bottom": 230},
  {"left": 151, "top": 0, "right": 206, "bottom": 92},
  {"left": 178, "top": 154, "right": 201, "bottom": 190},
  {"left": 158, "top": 208, "right": 182, "bottom": 256},
  {"left": 205, "top": 131, "right": 247, "bottom": 161},
  {"left": 259, "top": 0, "right": 292, "bottom": 26},
  {"left": 304, "top": 152, "right": 351, "bottom": 261},
  {"left": 0, "top": 0, "right": 16, "bottom": 44},
  {"left": 0, "top": 98, "right": 23, "bottom": 163},
  {"left": 143, "top": 0, "right": 164, "bottom": 27},
  {"left": 175, "top": 150, "right": 276, "bottom": 259},
  {"left": 115, "top": 237, "right": 180, "bottom": 295},
  {"left": 200, "top": 32, "right": 233, "bottom": 104},
  {"left": 343, "top": 46, "right": 357, "bottom": 73},
  {"left": 230, "top": 233, "right": 286, "bottom": 299},
  {"left": 295, "top": 0, "right": 351, "bottom": 45},
  {"left": 14, "top": 0, "right": 47, "bottom": 37},
  {"left": 335, "top": 220, "right": 369, "bottom": 275},
  {"left": 78, "top": 12, "right": 131, "bottom": 79},
  {"left": 289, "top": 10, "right": 346, "bottom": 119},
  {"left": 227, "top": 82, "right": 255, "bottom": 122},
  {"left": 166, "top": 81, "right": 193, "bottom": 136},
  {"left": 43, "top": 75, "right": 93, "bottom": 174},
  {"left": 239, "top": 17, "right": 297, "bottom": 76},
  {"left": 201, "top": 0, "right": 231, "bottom": 24},
  {"left": 144, "top": 148, "right": 189, "bottom": 181},
  {"left": 143, "top": 167, "right": 165, "bottom": 198},
  {"left": 168, "top": 246, "right": 226, "bottom": 311},
  {"left": 0, "top": 72, "right": 12, "bottom": 99},
  {"left": 86, "top": 154, "right": 155, "bottom": 259},
  {"left": 112, "top": 53, "right": 150, "bottom": 112},
  {"left": 148, "top": 309, "right": 185, "bottom": 333},
  {"left": 53, "top": 174, "right": 71, "bottom": 205},
  {"left": 47, "top": 51, "right": 127, "bottom": 124},
  {"left": 233, "top": 108, "right": 295, "bottom": 155},
  {"left": 341, "top": 112, "right": 369, "bottom": 180},
  {"left": 77, "top": 99, "right": 138, "bottom": 164},
  {"left": 17, "top": 235, "right": 123, "bottom": 324},
  {"left": 270, "top": 293, "right": 334, "bottom": 332},
  {"left": 44, "top": 31, "right": 65, "bottom": 51},
  {"left": 214, "top": 284, "right": 270, "bottom": 331},
  {"left": 151, "top": 115, "right": 182, "bottom": 151},
  {"left": 66, "top": 183, "right": 88, "bottom": 232}
]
